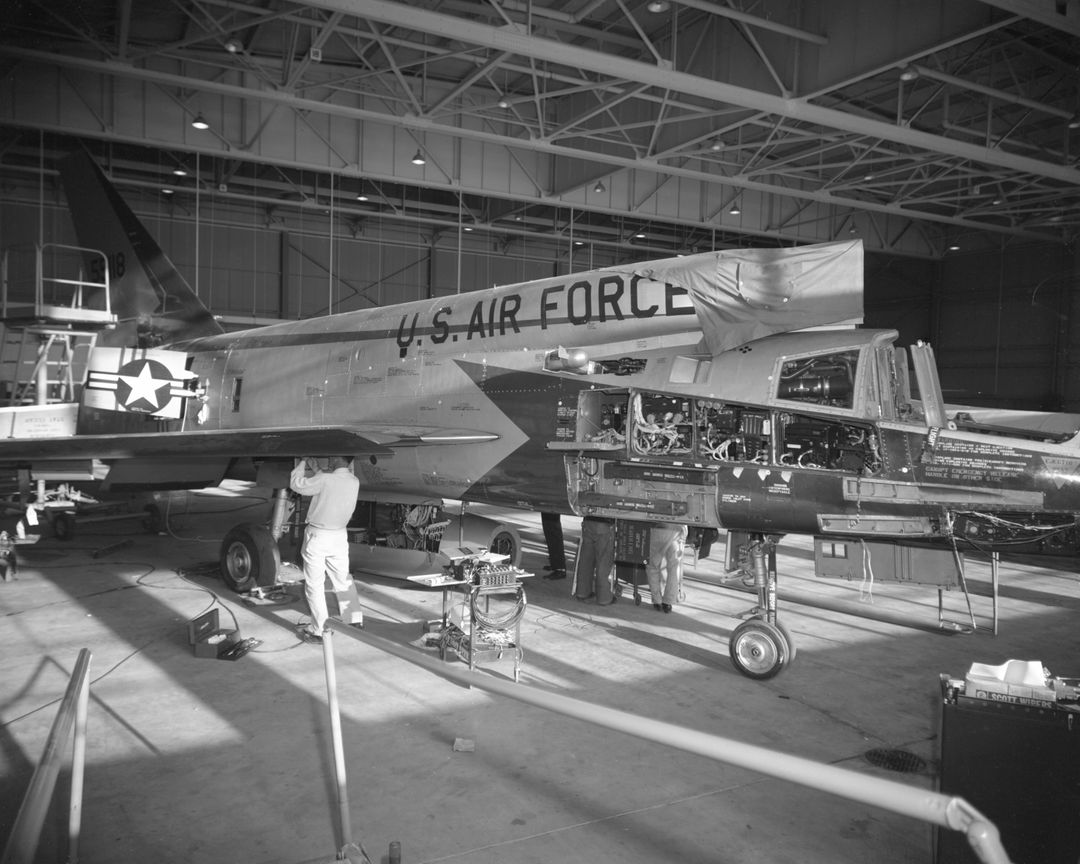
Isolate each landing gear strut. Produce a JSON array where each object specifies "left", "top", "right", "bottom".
[{"left": 728, "top": 533, "right": 796, "bottom": 680}]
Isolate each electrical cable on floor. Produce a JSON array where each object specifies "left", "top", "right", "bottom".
[
  {"left": 175, "top": 561, "right": 314, "bottom": 654},
  {"left": 1, "top": 562, "right": 156, "bottom": 617},
  {"left": 0, "top": 629, "right": 181, "bottom": 730},
  {"left": 172, "top": 563, "right": 243, "bottom": 632}
]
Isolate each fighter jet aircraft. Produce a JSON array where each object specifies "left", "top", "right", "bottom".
[
  {"left": 20, "top": 152, "right": 1070, "bottom": 682},
  {"left": 0, "top": 152, "right": 862, "bottom": 602}
]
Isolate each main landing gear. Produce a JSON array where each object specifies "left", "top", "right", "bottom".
[
  {"left": 219, "top": 488, "right": 292, "bottom": 592},
  {"left": 727, "top": 533, "right": 796, "bottom": 680},
  {"left": 220, "top": 523, "right": 281, "bottom": 593}
]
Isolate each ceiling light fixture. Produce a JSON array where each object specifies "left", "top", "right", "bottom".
[
  {"left": 191, "top": 114, "right": 209, "bottom": 130},
  {"left": 593, "top": 180, "right": 605, "bottom": 193},
  {"left": 1069, "top": 113, "right": 1080, "bottom": 130},
  {"left": 647, "top": 0, "right": 670, "bottom": 11},
  {"left": 634, "top": 231, "right": 646, "bottom": 239},
  {"left": 224, "top": 37, "right": 243, "bottom": 54},
  {"left": 899, "top": 65, "right": 919, "bottom": 82},
  {"left": 356, "top": 194, "right": 368, "bottom": 202},
  {"left": 172, "top": 167, "right": 187, "bottom": 176},
  {"left": 729, "top": 202, "right": 741, "bottom": 215},
  {"left": 948, "top": 243, "right": 960, "bottom": 251},
  {"left": 710, "top": 139, "right": 723, "bottom": 151},
  {"left": 498, "top": 96, "right": 510, "bottom": 109},
  {"left": 162, "top": 188, "right": 174, "bottom": 195},
  {"left": 411, "top": 150, "right": 426, "bottom": 165}
]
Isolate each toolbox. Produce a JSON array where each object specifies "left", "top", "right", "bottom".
[{"left": 187, "top": 609, "right": 238, "bottom": 658}]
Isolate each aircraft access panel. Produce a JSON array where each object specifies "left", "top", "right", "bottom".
[
  {"left": 565, "top": 457, "right": 717, "bottom": 525},
  {"left": 553, "top": 384, "right": 883, "bottom": 527}
]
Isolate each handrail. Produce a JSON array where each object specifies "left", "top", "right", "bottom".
[
  {"left": 1, "top": 648, "right": 92, "bottom": 864},
  {"left": 36, "top": 243, "right": 112, "bottom": 318},
  {"left": 0, "top": 242, "right": 111, "bottom": 320},
  {"left": 323, "top": 620, "right": 1011, "bottom": 864}
]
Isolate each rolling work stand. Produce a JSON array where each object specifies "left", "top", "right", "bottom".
[{"left": 437, "top": 551, "right": 531, "bottom": 681}]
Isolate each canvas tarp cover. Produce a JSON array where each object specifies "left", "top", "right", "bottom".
[{"left": 614, "top": 240, "right": 864, "bottom": 356}]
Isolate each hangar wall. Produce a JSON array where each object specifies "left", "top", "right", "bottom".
[
  {"left": 861, "top": 243, "right": 1080, "bottom": 413},
  {"left": 932, "top": 242, "right": 1080, "bottom": 413}
]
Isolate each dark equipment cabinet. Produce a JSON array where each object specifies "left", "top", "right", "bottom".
[
  {"left": 613, "top": 520, "right": 650, "bottom": 605},
  {"left": 936, "top": 679, "right": 1080, "bottom": 864}
]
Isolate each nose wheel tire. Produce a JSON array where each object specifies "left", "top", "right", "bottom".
[
  {"left": 729, "top": 618, "right": 792, "bottom": 680},
  {"left": 776, "top": 620, "right": 796, "bottom": 663}
]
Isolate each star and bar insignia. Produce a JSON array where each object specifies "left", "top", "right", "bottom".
[{"left": 86, "top": 356, "right": 195, "bottom": 416}]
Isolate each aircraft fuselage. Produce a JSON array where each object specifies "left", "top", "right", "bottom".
[{"left": 145, "top": 271, "right": 705, "bottom": 511}]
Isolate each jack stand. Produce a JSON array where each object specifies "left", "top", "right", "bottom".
[
  {"left": 937, "top": 544, "right": 977, "bottom": 634},
  {"left": 240, "top": 583, "right": 294, "bottom": 607}
]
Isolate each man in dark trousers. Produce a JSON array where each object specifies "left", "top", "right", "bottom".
[
  {"left": 541, "top": 511, "right": 567, "bottom": 580},
  {"left": 289, "top": 455, "right": 361, "bottom": 642},
  {"left": 574, "top": 515, "right": 616, "bottom": 605}
]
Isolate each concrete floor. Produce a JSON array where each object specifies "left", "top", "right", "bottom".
[{"left": 2, "top": 483, "right": 1078, "bottom": 864}]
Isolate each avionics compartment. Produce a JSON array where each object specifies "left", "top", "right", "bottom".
[
  {"left": 629, "top": 391, "right": 694, "bottom": 458},
  {"left": 548, "top": 387, "right": 629, "bottom": 451}
]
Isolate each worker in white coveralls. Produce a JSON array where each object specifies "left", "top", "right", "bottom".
[
  {"left": 289, "top": 455, "right": 361, "bottom": 643},
  {"left": 646, "top": 521, "right": 688, "bottom": 613}
]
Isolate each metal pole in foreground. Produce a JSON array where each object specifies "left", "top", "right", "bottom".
[
  {"left": 68, "top": 654, "right": 91, "bottom": 863},
  {"left": 1, "top": 648, "right": 92, "bottom": 864},
  {"left": 324, "top": 619, "right": 1012, "bottom": 864},
  {"left": 320, "top": 632, "right": 351, "bottom": 855}
]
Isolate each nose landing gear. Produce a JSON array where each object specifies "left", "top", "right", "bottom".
[{"left": 726, "top": 532, "right": 796, "bottom": 680}]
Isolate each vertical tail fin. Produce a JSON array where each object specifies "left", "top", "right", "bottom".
[{"left": 57, "top": 151, "right": 224, "bottom": 346}]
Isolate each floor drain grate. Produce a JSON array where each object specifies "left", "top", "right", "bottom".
[{"left": 864, "top": 748, "right": 926, "bottom": 773}]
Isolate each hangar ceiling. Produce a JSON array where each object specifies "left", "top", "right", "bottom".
[{"left": 1, "top": 0, "right": 1079, "bottom": 261}]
